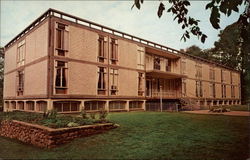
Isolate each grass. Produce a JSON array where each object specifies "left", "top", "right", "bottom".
[{"left": 0, "top": 112, "right": 249, "bottom": 160}]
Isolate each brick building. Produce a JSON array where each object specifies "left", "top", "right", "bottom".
[{"left": 3, "top": 9, "right": 241, "bottom": 113}]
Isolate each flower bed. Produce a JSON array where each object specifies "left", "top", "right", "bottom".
[{"left": 0, "top": 110, "right": 117, "bottom": 148}]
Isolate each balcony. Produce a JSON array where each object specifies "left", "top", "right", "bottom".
[{"left": 146, "top": 70, "right": 187, "bottom": 79}]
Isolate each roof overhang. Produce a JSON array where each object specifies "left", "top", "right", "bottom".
[
  {"left": 146, "top": 47, "right": 180, "bottom": 59},
  {"left": 146, "top": 70, "right": 187, "bottom": 79}
]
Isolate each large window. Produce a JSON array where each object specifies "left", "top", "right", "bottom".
[
  {"left": 98, "top": 35, "right": 107, "bottom": 62},
  {"left": 154, "top": 57, "right": 161, "bottom": 70},
  {"left": 181, "top": 60, "right": 186, "bottom": 74},
  {"left": 54, "top": 101, "right": 80, "bottom": 112},
  {"left": 195, "top": 81, "right": 203, "bottom": 97},
  {"left": 231, "top": 85, "right": 235, "bottom": 98},
  {"left": 137, "top": 46, "right": 145, "bottom": 69},
  {"left": 210, "top": 83, "right": 216, "bottom": 98},
  {"left": 182, "top": 79, "right": 187, "bottom": 96},
  {"left": 110, "top": 38, "right": 118, "bottom": 64},
  {"left": 85, "top": 101, "right": 105, "bottom": 111},
  {"left": 138, "top": 73, "right": 144, "bottom": 96},
  {"left": 221, "top": 84, "right": 226, "bottom": 98},
  {"left": 56, "top": 23, "right": 69, "bottom": 56},
  {"left": 110, "top": 68, "right": 118, "bottom": 95},
  {"left": 17, "top": 70, "right": 24, "bottom": 96},
  {"left": 209, "top": 68, "right": 215, "bottom": 80},
  {"left": 55, "top": 61, "right": 67, "bottom": 94},
  {"left": 221, "top": 70, "right": 225, "bottom": 82},
  {"left": 195, "top": 63, "right": 202, "bottom": 78},
  {"left": 165, "top": 59, "right": 171, "bottom": 72},
  {"left": 98, "top": 67, "right": 107, "bottom": 95},
  {"left": 17, "top": 40, "right": 25, "bottom": 67}
]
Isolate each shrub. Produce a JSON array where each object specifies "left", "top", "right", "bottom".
[
  {"left": 99, "top": 109, "right": 108, "bottom": 121},
  {"left": 80, "top": 109, "right": 88, "bottom": 119},
  {"left": 90, "top": 112, "right": 96, "bottom": 119},
  {"left": 43, "top": 109, "right": 57, "bottom": 119},
  {"left": 67, "top": 122, "right": 80, "bottom": 127}
]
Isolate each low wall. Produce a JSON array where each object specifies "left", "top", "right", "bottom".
[{"left": 0, "top": 120, "right": 117, "bottom": 148}]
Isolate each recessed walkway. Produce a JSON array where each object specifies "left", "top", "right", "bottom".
[{"left": 183, "top": 110, "right": 250, "bottom": 117}]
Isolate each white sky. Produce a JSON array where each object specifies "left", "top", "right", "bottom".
[{"left": 0, "top": 0, "right": 245, "bottom": 50}]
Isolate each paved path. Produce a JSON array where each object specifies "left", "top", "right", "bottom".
[{"left": 183, "top": 110, "right": 250, "bottom": 117}]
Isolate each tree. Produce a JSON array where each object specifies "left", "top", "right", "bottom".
[
  {"left": 132, "top": 0, "right": 250, "bottom": 43},
  {"left": 0, "top": 47, "right": 3, "bottom": 111}
]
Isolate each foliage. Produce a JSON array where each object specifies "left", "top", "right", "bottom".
[
  {"left": 132, "top": 0, "right": 249, "bottom": 43},
  {"left": 211, "top": 105, "right": 250, "bottom": 112},
  {"left": 0, "top": 111, "right": 110, "bottom": 129},
  {"left": 89, "top": 112, "right": 96, "bottom": 119},
  {"left": 0, "top": 112, "right": 249, "bottom": 159},
  {"left": 0, "top": 47, "right": 3, "bottom": 109},
  {"left": 80, "top": 109, "right": 88, "bottom": 119},
  {"left": 43, "top": 109, "right": 58, "bottom": 119},
  {"left": 98, "top": 109, "right": 108, "bottom": 121}
]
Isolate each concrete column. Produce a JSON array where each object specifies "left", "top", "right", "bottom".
[
  {"left": 3, "top": 101, "right": 8, "bottom": 112},
  {"left": 80, "top": 100, "right": 85, "bottom": 111},
  {"left": 142, "top": 100, "right": 146, "bottom": 111},
  {"left": 125, "top": 100, "right": 130, "bottom": 112},
  {"left": 34, "top": 100, "right": 38, "bottom": 112},
  {"left": 222, "top": 100, "right": 225, "bottom": 106},
  {"left": 204, "top": 100, "right": 207, "bottom": 106},
  {"left": 105, "top": 100, "right": 110, "bottom": 112},
  {"left": 47, "top": 99, "right": 53, "bottom": 110},
  {"left": 23, "top": 100, "right": 27, "bottom": 110}
]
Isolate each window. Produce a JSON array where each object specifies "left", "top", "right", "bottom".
[
  {"left": 98, "top": 67, "right": 107, "bottom": 95},
  {"left": 181, "top": 60, "right": 186, "bottom": 74},
  {"left": 98, "top": 35, "right": 107, "bottom": 62},
  {"left": 231, "top": 85, "right": 235, "bottom": 98},
  {"left": 165, "top": 58, "right": 171, "bottom": 72},
  {"left": 110, "top": 38, "right": 118, "bottom": 64},
  {"left": 129, "top": 101, "right": 143, "bottom": 109},
  {"left": 138, "top": 73, "right": 144, "bottom": 96},
  {"left": 154, "top": 57, "right": 161, "bottom": 70},
  {"left": 56, "top": 23, "right": 69, "bottom": 56},
  {"left": 221, "top": 70, "right": 225, "bottom": 82},
  {"left": 54, "top": 101, "right": 80, "bottom": 112},
  {"left": 210, "top": 83, "right": 216, "bottom": 98},
  {"left": 221, "top": 84, "right": 226, "bottom": 98},
  {"left": 55, "top": 61, "right": 67, "bottom": 94},
  {"left": 17, "top": 40, "right": 25, "bottom": 67},
  {"left": 195, "top": 81, "right": 203, "bottom": 97},
  {"left": 195, "top": 63, "right": 202, "bottom": 78},
  {"left": 109, "top": 101, "right": 126, "bottom": 110},
  {"left": 17, "top": 70, "right": 24, "bottom": 96},
  {"left": 209, "top": 68, "right": 215, "bottom": 80},
  {"left": 182, "top": 79, "right": 187, "bottom": 96},
  {"left": 137, "top": 46, "right": 145, "bottom": 69},
  {"left": 230, "top": 72, "right": 233, "bottom": 84},
  {"left": 85, "top": 101, "right": 105, "bottom": 111},
  {"left": 110, "top": 68, "right": 118, "bottom": 95}
]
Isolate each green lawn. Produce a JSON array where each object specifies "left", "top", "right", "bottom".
[{"left": 0, "top": 112, "right": 249, "bottom": 160}]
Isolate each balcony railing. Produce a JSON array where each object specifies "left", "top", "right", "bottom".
[{"left": 146, "top": 90, "right": 180, "bottom": 98}]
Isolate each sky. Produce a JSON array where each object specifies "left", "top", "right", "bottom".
[{"left": 0, "top": 0, "right": 245, "bottom": 50}]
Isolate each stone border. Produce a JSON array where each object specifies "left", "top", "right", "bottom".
[{"left": 0, "top": 120, "right": 118, "bottom": 148}]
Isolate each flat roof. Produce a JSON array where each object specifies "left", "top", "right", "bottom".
[{"left": 3, "top": 8, "right": 240, "bottom": 72}]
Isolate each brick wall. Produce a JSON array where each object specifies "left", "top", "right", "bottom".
[{"left": 0, "top": 120, "right": 117, "bottom": 148}]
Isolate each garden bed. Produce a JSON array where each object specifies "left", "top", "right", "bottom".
[{"left": 0, "top": 110, "right": 117, "bottom": 148}]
